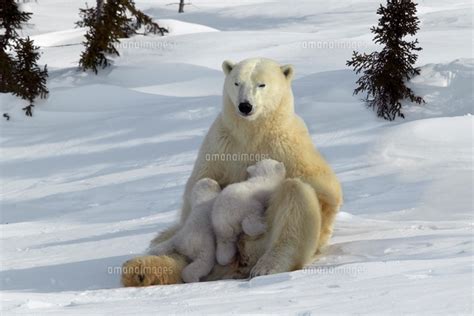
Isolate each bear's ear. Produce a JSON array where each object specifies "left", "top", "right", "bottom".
[
  {"left": 281, "top": 64, "right": 294, "bottom": 81},
  {"left": 277, "top": 162, "right": 286, "bottom": 175},
  {"left": 247, "top": 165, "right": 257, "bottom": 177},
  {"left": 222, "top": 60, "right": 235, "bottom": 75}
]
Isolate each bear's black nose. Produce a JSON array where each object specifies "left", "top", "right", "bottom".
[{"left": 238, "top": 102, "right": 253, "bottom": 115}]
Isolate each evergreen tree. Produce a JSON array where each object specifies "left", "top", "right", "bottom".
[
  {"left": 0, "top": 0, "right": 31, "bottom": 49},
  {"left": 346, "top": 0, "right": 424, "bottom": 121},
  {"left": 1, "top": 0, "right": 31, "bottom": 92},
  {"left": 13, "top": 37, "right": 48, "bottom": 116},
  {"left": 1, "top": 0, "right": 48, "bottom": 117},
  {"left": 78, "top": 0, "right": 168, "bottom": 74}
]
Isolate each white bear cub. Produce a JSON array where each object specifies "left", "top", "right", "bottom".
[
  {"left": 148, "top": 178, "right": 221, "bottom": 283},
  {"left": 212, "top": 159, "right": 286, "bottom": 266}
]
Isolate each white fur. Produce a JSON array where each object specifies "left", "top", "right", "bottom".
[
  {"left": 148, "top": 178, "right": 221, "bottom": 283},
  {"left": 222, "top": 59, "right": 293, "bottom": 122},
  {"left": 121, "top": 58, "right": 342, "bottom": 287},
  {"left": 211, "top": 159, "right": 286, "bottom": 265}
]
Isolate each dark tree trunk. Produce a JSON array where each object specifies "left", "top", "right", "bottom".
[
  {"left": 96, "top": 0, "right": 104, "bottom": 23},
  {"left": 178, "top": 0, "right": 184, "bottom": 13}
]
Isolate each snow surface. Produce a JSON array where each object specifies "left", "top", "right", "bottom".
[{"left": 1, "top": 0, "right": 473, "bottom": 315}]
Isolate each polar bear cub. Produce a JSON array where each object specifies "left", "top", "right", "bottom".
[
  {"left": 212, "top": 159, "right": 286, "bottom": 266},
  {"left": 148, "top": 178, "right": 221, "bottom": 283}
]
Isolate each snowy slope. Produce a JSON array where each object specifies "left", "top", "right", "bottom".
[{"left": 1, "top": 0, "right": 473, "bottom": 315}]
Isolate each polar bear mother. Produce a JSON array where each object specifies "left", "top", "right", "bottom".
[{"left": 121, "top": 58, "right": 343, "bottom": 286}]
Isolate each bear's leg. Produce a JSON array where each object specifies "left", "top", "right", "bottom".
[
  {"left": 242, "top": 213, "right": 267, "bottom": 237},
  {"left": 181, "top": 248, "right": 215, "bottom": 283},
  {"left": 318, "top": 203, "right": 339, "bottom": 248},
  {"left": 250, "top": 178, "right": 321, "bottom": 277},
  {"left": 216, "top": 239, "right": 237, "bottom": 266},
  {"left": 147, "top": 239, "right": 174, "bottom": 256},
  {"left": 305, "top": 175, "right": 342, "bottom": 249},
  {"left": 121, "top": 225, "right": 187, "bottom": 287}
]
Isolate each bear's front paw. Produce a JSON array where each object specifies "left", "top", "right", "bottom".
[
  {"left": 121, "top": 255, "right": 181, "bottom": 287},
  {"left": 181, "top": 268, "right": 200, "bottom": 284},
  {"left": 249, "top": 254, "right": 280, "bottom": 278},
  {"left": 216, "top": 241, "right": 236, "bottom": 266},
  {"left": 242, "top": 217, "right": 266, "bottom": 237}
]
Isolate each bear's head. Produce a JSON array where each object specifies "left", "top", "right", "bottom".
[
  {"left": 222, "top": 58, "right": 294, "bottom": 121},
  {"left": 191, "top": 178, "right": 221, "bottom": 207},
  {"left": 247, "top": 159, "right": 286, "bottom": 180}
]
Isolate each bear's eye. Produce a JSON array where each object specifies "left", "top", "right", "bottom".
[
  {"left": 234, "top": 82, "right": 239, "bottom": 87},
  {"left": 258, "top": 84, "right": 266, "bottom": 88}
]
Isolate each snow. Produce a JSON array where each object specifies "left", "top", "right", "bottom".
[
  {"left": 158, "top": 19, "right": 220, "bottom": 35},
  {"left": 1, "top": 0, "right": 472, "bottom": 314}
]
